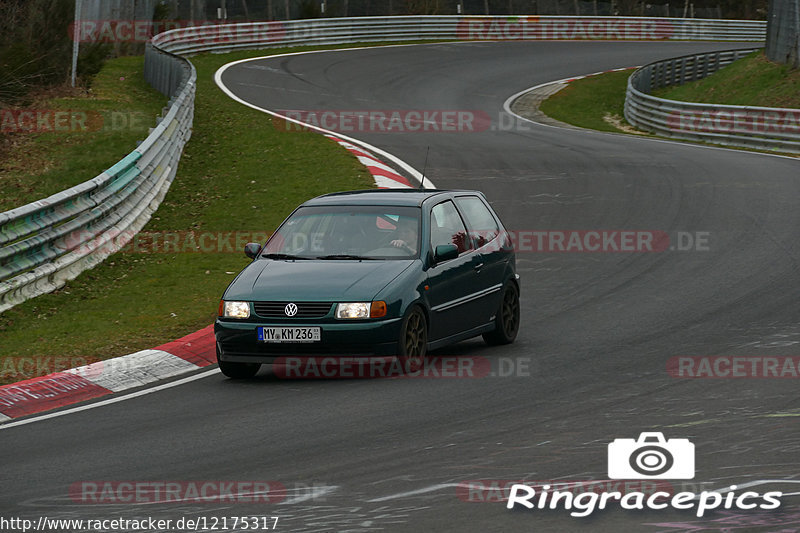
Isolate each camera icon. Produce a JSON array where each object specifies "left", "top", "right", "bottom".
[{"left": 608, "top": 432, "right": 695, "bottom": 479}]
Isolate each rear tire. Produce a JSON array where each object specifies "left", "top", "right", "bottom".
[
  {"left": 397, "top": 306, "right": 427, "bottom": 373},
  {"left": 483, "top": 282, "right": 520, "bottom": 345}
]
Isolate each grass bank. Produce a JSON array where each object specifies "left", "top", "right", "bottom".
[
  {"left": 654, "top": 51, "right": 800, "bottom": 109},
  {"left": 0, "top": 57, "right": 166, "bottom": 212},
  {"left": 538, "top": 51, "right": 800, "bottom": 138},
  {"left": 0, "top": 47, "right": 376, "bottom": 384},
  {"left": 537, "top": 70, "right": 635, "bottom": 133}
]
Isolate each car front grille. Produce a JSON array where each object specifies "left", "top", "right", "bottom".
[{"left": 253, "top": 301, "right": 333, "bottom": 319}]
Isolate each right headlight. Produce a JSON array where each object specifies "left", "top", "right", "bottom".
[{"left": 220, "top": 300, "right": 250, "bottom": 319}]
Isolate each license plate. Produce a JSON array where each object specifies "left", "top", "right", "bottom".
[{"left": 258, "top": 327, "right": 321, "bottom": 343}]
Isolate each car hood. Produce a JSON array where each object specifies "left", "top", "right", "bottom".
[{"left": 224, "top": 259, "right": 416, "bottom": 301}]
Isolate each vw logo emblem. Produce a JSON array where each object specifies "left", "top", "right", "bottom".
[{"left": 284, "top": 303, "right": 298, "bottom": 317}]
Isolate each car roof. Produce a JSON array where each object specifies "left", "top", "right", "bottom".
[{"left": 303, "top": 189, "right": 484, "bottom": 207}]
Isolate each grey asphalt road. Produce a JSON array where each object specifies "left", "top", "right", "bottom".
[{"left": 3, "top": 41, "right": 800, "bottom": 532}]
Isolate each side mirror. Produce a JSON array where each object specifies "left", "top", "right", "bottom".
[
  {"left": 434, "top": 243, "right": 459, "bottom": 263},
  {"left": 244, "top": 242, "right": 261, "bottom": 259}
]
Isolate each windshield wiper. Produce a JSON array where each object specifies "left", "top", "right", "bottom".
[
  {"left": 261, "top": 253, "right": 311, "bottom": 260},
  {"left": 316, "top": 254, "right": 376, "bottom": 260}
]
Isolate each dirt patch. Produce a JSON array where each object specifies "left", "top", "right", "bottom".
[{"left": 602, "top": 113, "right": 647, "bottom": 135}]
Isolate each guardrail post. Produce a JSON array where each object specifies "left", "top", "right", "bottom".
[{"left": 679, "top": 57, "right": 687, "bottom": 85}]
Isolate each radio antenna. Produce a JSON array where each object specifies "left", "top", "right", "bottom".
[{"left": 420, "top": 146, "right": 430, "bottom": 190}]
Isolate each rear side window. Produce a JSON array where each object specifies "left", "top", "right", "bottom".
[
  {"left": 430, "top": 201, "right": 471, "bottom": 254},
  {"left": 455, "top": 196, "right": 500, "bottom": 249}
]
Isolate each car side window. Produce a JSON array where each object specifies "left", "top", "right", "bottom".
[
  {"left": 454, "top": 196, "right": 500, "bottom": 249},
  {"left": 430, "top": 201, "right": 472, "bottom": 254}
]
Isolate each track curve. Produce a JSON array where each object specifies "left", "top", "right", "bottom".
[{"left": 4, "top": 41, "right": 800, "bottom": 532}]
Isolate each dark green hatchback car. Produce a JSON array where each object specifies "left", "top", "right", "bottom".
[{"left": 214, "top": 189, "right": 520, "bottom": 378}]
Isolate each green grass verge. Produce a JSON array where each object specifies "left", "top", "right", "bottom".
[
  {"left": 540, "top": 51, "right": 800, "bottom": 139},
  {"left": 538, "top": 70, "right": 634, "bottom": 133},
  {"left": 0, "top": 56, "right": 167, "bottom": 213},
  {"left": 0, "top": 46, "right": 380, "bottom": 384},
  {"left": 654, "top": 51, "right": 800, "bottom": 109}
]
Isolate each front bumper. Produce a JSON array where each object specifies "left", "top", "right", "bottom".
[{"left": 215, "top": 317, "right": 404, "bottom": 363}]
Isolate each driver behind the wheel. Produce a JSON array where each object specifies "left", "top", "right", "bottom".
[{"left": 390, "top": 218, "right": 418, "bottom": 254}]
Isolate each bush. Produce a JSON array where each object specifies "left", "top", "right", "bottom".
[{"left": 0, "top": 0, "right": 75, "bottom": 104}]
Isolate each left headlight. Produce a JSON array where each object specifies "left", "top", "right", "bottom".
[
  {"left": 336, "top": 301, "right": 387, "bottom": 319},
  {"left": 220, "top": 300, "right": 250, "bottom": 319}
]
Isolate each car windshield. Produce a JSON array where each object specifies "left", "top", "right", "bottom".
[{"left": 263, "top": 205, "right": 422, "bottom": 260}]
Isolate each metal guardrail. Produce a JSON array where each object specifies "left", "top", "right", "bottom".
[
  {"left": 0, "top": 48, "right": 195, "bottom": 312},
  {"left": 0, "top": 15, "right": 770, "bottom": 312},
  {"left": 150, "top": 16, "right": 767, "bottom": 56},
  {"left": 624, "top": 49, "right": 800, "bottom": 154}
]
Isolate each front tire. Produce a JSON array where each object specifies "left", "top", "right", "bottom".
[
  {"left": 483, "top": 282, "right": 520, "bottom": 345},
  {"left": 397, "top": 306, "right": 428, "bottom": 372}
]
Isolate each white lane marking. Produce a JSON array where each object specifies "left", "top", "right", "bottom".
[
  {"left": 214, "top": 48, "right": 436, "bottom": 189},
  {"left": 0, "top": 368, "right": 220, "bottom": 430},
  {"left": 502, "top": 72, "right": 800, "bottom": 163},
  {"left": 367, "top": 483, "right": 460, "bottom": 502},
  {"left": 65, "top": 349, "right": 199, "bottom": 392}
]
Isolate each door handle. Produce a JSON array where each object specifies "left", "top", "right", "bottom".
[{"left": 474, "top": 262, "right": 484, "bottom": 271}]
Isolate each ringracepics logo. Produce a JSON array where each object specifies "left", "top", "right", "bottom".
[
  {"left": 506, "top": 433, "right": 783, "bottom": 518},
  {"left": 608, "top": 432, "right": 694, "bottom": 479}
]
